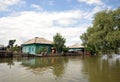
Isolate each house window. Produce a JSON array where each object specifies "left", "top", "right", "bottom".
[
  {"left": 32, "top": 47, "right": 34, "bottom": 51},
  {"left": 24, "top": 47, "right": 26, "bottom": 51},
  {"left": 29, "top": 47, "right": 31, "bottom": 52}
]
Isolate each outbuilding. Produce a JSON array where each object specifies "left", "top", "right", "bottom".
[{"left": 69, "top": 43, "right": 84, "bottom": 52}]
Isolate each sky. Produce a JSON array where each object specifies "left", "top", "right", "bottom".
[{"left": 0, "top": 0, "right": 120, "bottom": 46}]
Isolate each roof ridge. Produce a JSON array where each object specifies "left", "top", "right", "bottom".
[
  {"left": 34, "top": 37, "right": 38, "bottom": 43},
  {"left": 22, "top": 37, "right": 53, "bottom": 45}
]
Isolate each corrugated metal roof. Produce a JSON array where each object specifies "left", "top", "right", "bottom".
[{"left": 22, "top": 37, "right": 53, "bottom": 45}]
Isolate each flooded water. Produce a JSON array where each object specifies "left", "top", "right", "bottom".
[{"left": 0, "top": 56, "right": 120, "bottom": 82}]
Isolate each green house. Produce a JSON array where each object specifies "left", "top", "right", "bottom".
[{"left": 22, "top": 37, "right": 53, "bottom": 55}]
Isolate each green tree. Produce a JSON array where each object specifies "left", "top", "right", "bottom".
[
  {"left": 62, "top": 46, "right": 69, "bottom": 53},
  {"left": 7, "top": 40, "right": 16, "bottom": 51},
  {"left": 53, "top": 33, "right": 66, "bottom": 53},
  {"left": 13, "top": 44, "right": 19, "bottom": 52},
  {"left": 36, "top": 47, "right": 48, "bottom": 54},
  {"left": 80, "top": 8, "right": 120, "bottom": 54}
]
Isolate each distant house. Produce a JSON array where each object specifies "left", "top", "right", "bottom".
[
  {"left": 22, "top": 37, "right": 53, "bottom": 55},
  {"left": 0, "top": 45, "right": 5, "bottom": 51},
  {"left": 69, "top": 43, "right": 84, "bottom": 52}
]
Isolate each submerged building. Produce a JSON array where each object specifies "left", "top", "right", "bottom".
[
  {"left": 22, "top": 37, "right": 53, "bottom": 55},
  {"left": 69, "top": 43, "right": 84, "bottom": 52},
  {"left": 0, "top": 45, "right": 6, "bottom": 51}
]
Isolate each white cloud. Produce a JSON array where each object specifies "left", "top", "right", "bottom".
[
  {"left": 31, "top": 4, "right": 43, "bottom": 10},
  {"left": 78, "top": 0, "right": 103, "bottom": 5},
  {"left": 0, "top": 0, "right": 24, "bottom": 11},
  {"left": 55, "top": 18, "right": 77, "bottom": 26},
  {"left": 0, "top": 10, "right": 90, "bottom": 46},
  {"left": 83, "top": 6, "right": 103, "bottom": 20},
  {"left": 84, "top": 5, "right": 113, "bottom": 21}
]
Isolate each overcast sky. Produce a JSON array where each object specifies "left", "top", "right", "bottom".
[{"left": 0, "top": 0, "right": 120, "bottom": 46}]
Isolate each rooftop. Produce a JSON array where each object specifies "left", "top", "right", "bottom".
[
  {"left": 69, "top": 43, "right": 84, "bottom": 48},
  {"left": 0, "top": 45, "right": 4, "bottom": 47},
  {"left": 22, "top": 37, "right": 53, "bottom": 45}
]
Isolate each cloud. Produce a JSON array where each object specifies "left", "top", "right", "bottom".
[
  {"left": 0, "top": 0, "right": 24, "bottom": 11},
  {"left": 54, "top": 18, "right": 77, "bottom": 26},
  {"left": 83, "top": 6, "right": 103, "bottom": 20},
  {"left": 31, "top": 4, "right": 43, "bottom": 11},
  {"left": 78, "top": 0, "right": 103, "bottom": 5},
  {"left": 0, "top": 10, "right": 90, "bottom": 46},
  {"left": 84, "top": 4, "right": 113, "bottom": 21}
]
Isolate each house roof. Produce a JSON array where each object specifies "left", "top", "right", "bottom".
[
  {"left": 69, "top": 43, "right": 84, "bottom": 48},
  {"left": 0, "top": 45, "right": 4, "bottom": 47},
  {"left": 22, "top": 37, "right": 53, "bottom": 45}
]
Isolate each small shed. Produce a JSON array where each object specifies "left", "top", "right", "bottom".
[
  {"left": 69, "top": 43, "right": 84, "bottom": 52},
  {"left": 22, "top": 37, "right": 53, "bottom": 55},
  {"left": 0, "top": 45, "right": 5, "bottom": 51}
]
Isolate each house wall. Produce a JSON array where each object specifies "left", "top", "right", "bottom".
[
  {"left": 22, "top": 44, "right": 36, "bottom": 54},
  {"left": 22, "top": 44, "right": 52, "bottom": 55},
  {"left": 69, "top": 48, "right": 84, "bottom": 52},
  {"left": 35, "top": 44, "right": 52, "bottom": 54}
]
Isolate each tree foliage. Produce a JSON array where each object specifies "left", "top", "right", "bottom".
[
  {"left": 53, "top": 33, "right": 66, "bottom": 53},
  {"left": 7, "top": 40, "right": 16, "bottom": 51},
  {"left": 8, "top": 40, "right": 16, "bottom": 47},
  {"left": 80, "top": 8, "right": 120, "bottom": 54},
  {"left": 36, "top": 47, "right": 48, "bottom": 54}
]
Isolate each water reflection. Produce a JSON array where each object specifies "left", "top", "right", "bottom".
[
  {"left": 0, "top": 58, "right": 14, "bottom": 68},
  {"left": 82, "top": 56, "right": 120, "bottom": 82},
  {"left": 22, "top": 57, "right": 68, "bottom": 77},
  {"left": 0, "top": 56, "right": 120, "bottom": 82}
]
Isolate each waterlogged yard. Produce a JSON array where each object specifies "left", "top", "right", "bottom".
[{"left": 0, "top": 55, "right": 120, "bottom": 82}]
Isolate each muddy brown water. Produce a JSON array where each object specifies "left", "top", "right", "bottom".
[{"left": 0, "top": 56, "right": 120, "bottom": 82}]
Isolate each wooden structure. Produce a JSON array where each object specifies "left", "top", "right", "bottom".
[
  {"left": 0, "top": 45, "right": 14, "bottom": 58},
  {"left": 65, "top": 43, "right": 85, "bottom": 56},
  {"left": 22, "top": 37, "right": 53, "bottom": 56},
  {"left": 0, "top": 51, "right": 13, "bottom": 58},
  {"left": 69, "top": 43, "right": 84, "bottom": 52}
]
